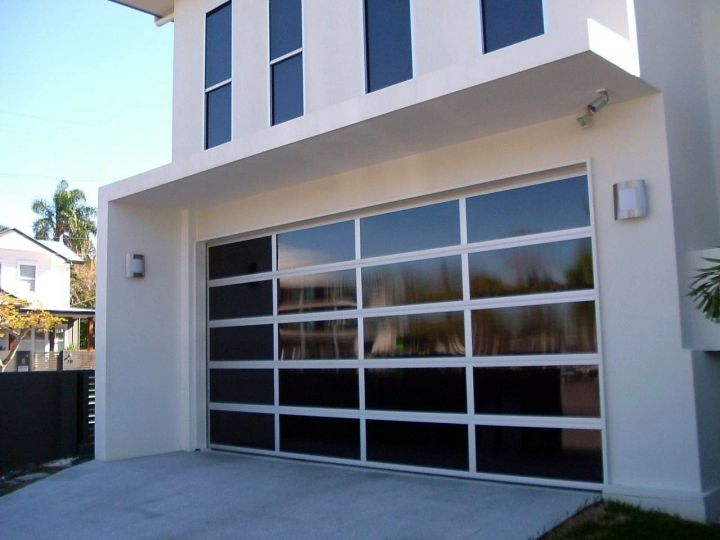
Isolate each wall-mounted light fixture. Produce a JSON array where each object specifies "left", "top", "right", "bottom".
[
  {"left": 126, "top": 253, "right": 145, "bottom": 279},
  {"left": 614, "top": 180, "right": 648, "bottom": 220}
]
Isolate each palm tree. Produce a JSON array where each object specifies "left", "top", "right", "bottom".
[{"left": 32, "top": 180, "right": 97, "bottom": 258}]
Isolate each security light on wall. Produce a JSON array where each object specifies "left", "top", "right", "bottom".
[
  {"left": 614, "top": 180, "right": 649, "bottom": 220},
  {"left": 126, "top": 253, "right": 145, "bottom": 279}
]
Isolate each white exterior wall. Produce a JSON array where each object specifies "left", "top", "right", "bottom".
[{"left": 0, "top": 237, "right": 73, "bottom": 310}]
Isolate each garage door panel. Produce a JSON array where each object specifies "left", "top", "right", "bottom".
[{"left": 207, "top": 174, "right": 603, "bottom": 487}]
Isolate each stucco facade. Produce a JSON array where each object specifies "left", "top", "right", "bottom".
[{"left": 100, "top": 0, "right": 720, "bottom": 522}]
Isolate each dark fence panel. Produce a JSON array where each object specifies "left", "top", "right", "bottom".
[{"left": 0, "top": 370, "right": 94, "bottom": 474}]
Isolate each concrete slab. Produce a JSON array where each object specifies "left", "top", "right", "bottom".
[{"left": 0, "top": 452, "right": 597, "bottom": 539}]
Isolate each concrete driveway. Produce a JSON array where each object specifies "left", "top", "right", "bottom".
[{"left": 0, "top": 452, "right": 596, "bottom": 539}]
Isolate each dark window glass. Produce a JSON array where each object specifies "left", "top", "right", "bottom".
[
  {"left": 209, "top": 281, "right": 273, "bottom": 320},
  {"left": 364, "top": 312, "right": 465, "bottom": 358},
  {"left": 206, "top": 83, "right": 232, "bottom": 149},
  {"left": 269, "top": 0, "right": 302, "bottom": 60},
  {"left": 279, "top": 369, "right": 359, "bottom": 409},
  {"left": 363, "top": 256, "right": 462, "bottom": 308},
  {"left": 367, "top": 420, "right": 468, "bottom": 470},
  {"left": 209, "top": 411, "right": 275, "bottom": 450},
  {"left": 209, "top": 369, "right": 274, "bottom": 405},
  {"left": 472, "top": 302, "right": 597, "bottom": 356},
  {"left": 469, "top": 239, "right": 594, "bottom": 299},
  {"left": 366, "top": 368, "right": 467, "bottom": 413},
  {"left": 272, "top": 54, "right": 304, "bottom": 125},
  {"left": 208, "top": 237, "right": 272, "bottom": 280},
  {"left": 364, "top": 0, "right": 413, "bottom": 92},
  {"left": 277, "top": 221, "right": 354, "bottom": 270},
  {"left": 205, "top": 2, "right": 232, "bottom": 87},
  {"left": 209, "top": 325, "right": 274, "bottom": 361},
  {"left": 280, "top": 415, "right": 360, "bottom": 459},
  {"left": 482, "top": 0, "right": 544, "bottom": 53},
  {"left": 466, "top": 177, "right": 590, "bottom": 243},
  {"left": 474, "top": 366, "right": 600, "bottom": 417},
  {"left": 278, "top": 270, "right": 356, "bottom": 314},
  {"left": 361, "top": 201, "right": 460, "bottom": 258},
  {"left": 279, "top": 319, "right": 358, "bottom": 360},
  {"left": 476, "top": 426, "right": 602, "bottom": 482}
]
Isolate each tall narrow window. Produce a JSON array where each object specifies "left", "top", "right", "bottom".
[
  {"left": 205, "top": 2, "right": 232, "bottom": 149},
  {"left": 364, "top": 0, "right": 413, "bottom": 93},
  {"left": 270, "top": 0, "right": 303, "bottom": 125},
  {"left": 482, "top": 0, "right": 544, "bottom": 53}
]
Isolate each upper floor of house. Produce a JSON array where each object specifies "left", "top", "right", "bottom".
[
  {"left": 0, "top": 229, "right": 83, "bottom": 310},
  {"left": 105, "top": 1, "right": 717, "bottom": 211}
]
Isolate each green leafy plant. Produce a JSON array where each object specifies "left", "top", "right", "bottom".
[{"left": 689, "top": 257, "right": 720, "bottom": 323}]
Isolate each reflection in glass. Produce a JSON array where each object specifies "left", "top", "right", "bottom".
[
  {"left": 209, "top": 411, "right": 275, "bottom": 450},
  {"left": 472, "top": 302, "right": 597, "bottom": 356},
  {"left": 209, "top": 325, "right": 274, "bottom": 361},
  {"left": 363, "top": 256, "right": 462, "bottom": 308},
  {"left": 277, "top": 221, "right": 355, "bottom": 270},
  {"left": 269, "top": 0, "right": 302, "bottom": 60},
  {"left": 272, "top": 54, "right": 304, "bottom": 125},
  {"left": 205, "top": 2, "right": 232, "bottom": 88},
  {"left": 367, "top": 420, "right": 469, "bottom": 470},
  {"left": 279, "top": 369, "right": 359, "bottom": 409},
  {"left": 466, "top": 177, "right": 590, "bottom": 243},
  {"left": 482, "top": 0, "right": 544, "bottom": 53},
  {"left": 475, "top": 426, "right": 602, "bottom": 482},
  {"left": 279, "top": 270, "right": 356, "bottom": 314},
  {"left": 208, "top": 237, "right": 272, "bottom": 280},
  {"left": 209, "top": 281, "right": 273, "bottom": 320},
  {"left": 474, "top": 366, "right": 600, "bottom": 417},
  {"left": 206, "top": 83, "right": 231, "bottom": 149},
  {"left": 365, "top": 368, "right": 467, "bottom": 413},
  {"left": 361, "top": 201, "right": 460, "bottom": 258},
  {"left": 281, "top": 415, "right": 360, "bottom": 459},
  {"left": 364, "top": 0, "right": 413, "bottom": 92},
  {"left": 209, "top": 369, "right": 274, "bottom": 405},
  {"left": 469, "top": 239, "right": 593, "bottom": 298},
  {"left": 279, "top": 319, "right": 358, "bottom": 360},
  {"left": 364, "top": 312, "right": 465, "bottom": 358}
]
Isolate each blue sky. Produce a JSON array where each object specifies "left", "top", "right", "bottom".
[{"left": 0, "top": 0, "right": 173, "bottom": 234}]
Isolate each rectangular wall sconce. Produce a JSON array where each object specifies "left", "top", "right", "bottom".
[
  {"left": 126, "top": 253, "right": 145, "bottom": 278},
  {"left": 614, "top": 180, "right": 648, "bottom": 220}
]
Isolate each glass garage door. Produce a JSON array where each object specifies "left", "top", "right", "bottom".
[{"left": 207, "top": 174, "right": 604, "bottom": 487}]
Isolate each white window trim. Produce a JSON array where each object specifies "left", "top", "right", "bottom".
[
  {"left": 204, "top": 0, "right": 233, "bottom": 150},
  {"left": 17, "top": 261, "right": 38, "bottom": 294}
]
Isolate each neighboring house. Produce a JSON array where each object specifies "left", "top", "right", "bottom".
[
  {"left": 0, "top": 228, "right": 95, "bottom": 368},
  {"left": 99, "top": 0, "right": 720, "bottom": 523}
]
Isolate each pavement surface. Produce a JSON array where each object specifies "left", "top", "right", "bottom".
[{"left": 0, "top": 451, "right": 598, "bottom": 539}]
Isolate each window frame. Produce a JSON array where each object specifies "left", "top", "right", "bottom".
[
  {"left": 17, "top": 262, "right": 37, "bottom": 294},
  {"left": 204, "top": 0, "right": 233, "bottom": 150},
  {"left": 268, "top": 0, "right": 305, "bottom": 126}
]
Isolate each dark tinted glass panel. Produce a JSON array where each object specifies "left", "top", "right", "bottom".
[
  {"left": 363, "top": 256, "right": 462, "bottom": 308},
  {"left": 269, "top": 0, "right": 302, "bottom": 60},
  {"left": 209, "top": 237, "right": 272, "bottom": 280},
  {"left": 474, "top": 366, "right": 600, "bottom": 417},
  {"left": 205, "top": 2, "right": 232, "bottom": 87},
  {"left": 469, "top": 239, "right": 594, "bottom": 298},
  {"left": 272, "top": 54, "right": 304, "bottom": 125},
  {"left": 209, "top": 281, "right": 273, "bottom": 320},
  {"left": 278, "top": 270, "right": 356, "bottom": 314},
  {"left": 209, "top": 369, "right": 274, "bottom": 405},
  {"left": 466, "top": 177, "right": 590, "bottom": 243},
  {"left": 366, "top": 368, "right": 467, "bottom": 413},
  {"left": 361, "top": 201, "right": 460, "bottom": 258},
  {"left": 209, "top": 410, "right": 275, "bottom": 450},
  {"left": 482, "top": 0, "right": 544, "bottom": 53},
  {"left": 281, "top": 415, "right": 360, "bottom": 459},
  {"left": 476, "top": 426, "right": 602, "bottom": 482},
  {"left": 209, "top": 325, "right": 274, "bottom": 361},
  {"left": 206, "top": 83, "right": 231, "bottom": 149},
  {"left": 279, "top": 369, "right": 359, "bottom": 409},
  {"left": 364, "top": 312, "right": 465, "bottom": 358},
  {"left": 278, "top": 221, "right": 354, "bottom": 270},
  {"left": 364, "top": 0, "right": 413, "bottom": 92},
  {"left": 472, "top": 302, "right": 596, "bottom": 356},
  {"left": 279, "top": 319, "right": 358, "bottom": 360},
  {"left": 367, "top": 420, "right": 468, "bottom": 470}
]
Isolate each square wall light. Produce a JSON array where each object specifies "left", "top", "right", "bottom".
[{"left": 614, "top": 180, "right": 648, "bottom": 220}]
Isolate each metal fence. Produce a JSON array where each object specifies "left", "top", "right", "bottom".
[{"left": 0, "top": 351, "right": 96, "bottom": 373}]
